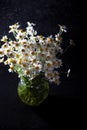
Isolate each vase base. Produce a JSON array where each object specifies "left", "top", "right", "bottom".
[{"left": 17, "top": 76, "right": 49, "bottom": 106}]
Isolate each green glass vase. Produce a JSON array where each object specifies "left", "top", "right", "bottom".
[{"left": 17, "top": 74, "right": 49, "bottom": 106}]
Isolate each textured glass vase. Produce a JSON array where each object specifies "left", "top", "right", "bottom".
[{"left": 17, "top": 74, "right": 49, "bottom": 106}]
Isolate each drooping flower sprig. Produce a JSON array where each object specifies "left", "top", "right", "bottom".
[{"left": 0, "top": 22, "right": 67, "bottom": 85}]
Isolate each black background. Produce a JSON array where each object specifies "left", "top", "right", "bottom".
[{"left": 0, "top": 0, "right": 83, "bottom": 129}]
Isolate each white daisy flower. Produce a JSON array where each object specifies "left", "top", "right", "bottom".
[
  {"left": 9, "top": 22, "right": 20, "bottom": 33},
  {"left": 1, "top": 35, "right": 8, "bottom": 42}
]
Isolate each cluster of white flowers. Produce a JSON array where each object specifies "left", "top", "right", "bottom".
[{"left": 0, "top": 22, "right": 67, "bottom": 85}]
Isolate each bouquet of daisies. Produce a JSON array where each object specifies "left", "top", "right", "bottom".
[{"left": 0, "top": 22, "right": 67, "bottom": 85}]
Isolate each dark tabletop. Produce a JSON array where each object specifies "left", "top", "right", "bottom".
[{"left": 0, "top": 0, "right": 83, "bottom": 129}]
